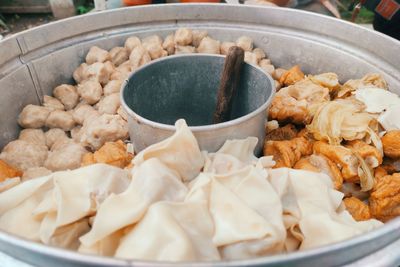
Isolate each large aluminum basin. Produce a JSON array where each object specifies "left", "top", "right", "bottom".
[{"left": 0, "top": 4, "right": 399, "bottom": 267}]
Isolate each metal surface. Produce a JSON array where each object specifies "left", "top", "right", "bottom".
[
  {"left": 0, "top": 3, "right": 400, "bottom": 267},
  {"left": 121, "top": 54, "right": 274, "bottom": 153}
]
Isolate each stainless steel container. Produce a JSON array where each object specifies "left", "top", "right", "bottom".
[
  {"left": 121, "top": 54, "right": 275, "bottom": 153},
  {"left": 0, "top": 4, "right": 399, "bottom": 267}
]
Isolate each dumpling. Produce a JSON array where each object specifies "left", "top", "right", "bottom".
[
  {"left": 133, "top": 119, "right": 204, "bottom": 182},
  {"left": 115, "top": 201, "right": 220, "bottom": 261},
  {"left": 80, "top": 158, "right": 188, "bottom": 247}
]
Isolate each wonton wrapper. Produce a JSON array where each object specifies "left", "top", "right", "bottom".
[
  {"left": 80, "top": 158, "right": 188, "bottom": 247},
  {"left": 133, "top": 119, "right": 204, "bottom": 182},
  {"left": 268, "top": 168, "right": 383, "bottom": 250},
  {"left": 116, "top": 201, "right": 220, "bottom": 261}
]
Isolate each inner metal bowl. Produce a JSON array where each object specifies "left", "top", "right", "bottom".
[{"left": 121, "top": 54, "right": 275, "bottom": 153}]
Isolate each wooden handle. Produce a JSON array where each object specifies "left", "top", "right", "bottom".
[{"left": 213, "top": 46, "right": 244, "bottom": 124}]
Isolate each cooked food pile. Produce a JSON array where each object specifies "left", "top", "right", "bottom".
[
  {"left": 0, "top": 28, "right": 399, "bottom": 262},
  {"left": 265, "top": 68, "right": 400, "bottom": 223},
  {"left": 0, "top": 120, "right": 383, "bottom": 261}
]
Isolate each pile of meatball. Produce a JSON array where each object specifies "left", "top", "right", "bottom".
[{"left": 0, "top": 28, "right": 280, "bottom": 184}]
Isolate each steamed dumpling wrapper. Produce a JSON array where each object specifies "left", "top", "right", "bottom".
[
  {"left": 0, "top": 164, "right": 130, "bottom": 247},
  {"left": 268, "top": 168, "right": 383, "bottom": 250},
  {"left": 116, "top": 201, "right": 220, "bottom": 261},
  {"left": 0, "top": 175, "right": 54, "bottom": 241},
  {"left": 133, "top": 119, "right": 204, "bottom": 182},
  {"left": 186, "top": 163, "right": 286, "bottom": 259},
  {"left": 80, "top": 158, "right": 188, "bottom": 247}
]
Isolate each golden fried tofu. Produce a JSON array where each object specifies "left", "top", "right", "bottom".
[
  {"left": 308, "top": 72, "right": 340, "bottom": 92},
  {"left": 382, "top": 130, "right": 400, "bottom": 159},
  {"left": 369, "top": 173, "right": 400, "bottom": 222},
  {"left": 313, "top": 141, "right": 358, "bottom": 181},
  {"left": 343, "top": 197, "right": 371, "bottom": 221},
  {"left": 337, "top": 73, "right": 388, "bottom": 98},
  {"left": 81, "top": 140, "right": 133, "bottom": 168},
  {"left": 374, "top": 166, "right": 388, "bottom": 180},
  {"left": 0, "top": 160, "right": 22, "bottom": 182},
  {"left": 279, "top": 65, "right": 305, "bottom": 87},
  {"left": 269, "top": 79, "right": 330, "bottom": 124},
  {"left": 264, "top": 137, "right": 312, "bottom": 168},
  {"left": 294, "top": 154, "right": 343, "bottom": 190},
  {"left": 81, "top": 152, "right": 96, "bottom": 166},
  {"left": 265, "top": 124, "right": 298, "bottom": 141},
  {"left": 345, "top": 140, "right": 383, "bottom": 168}
]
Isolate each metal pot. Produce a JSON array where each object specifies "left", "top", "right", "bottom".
[
  {"left": 121, "top": 54, "right": 275, "bottom": 153},
  {"left": 0, "top": 4, "right": 399, "bottom": 267}
]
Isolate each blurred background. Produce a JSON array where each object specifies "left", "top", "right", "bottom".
[{"left": 0, "top": 0, "right": 375, "bottom": 39}]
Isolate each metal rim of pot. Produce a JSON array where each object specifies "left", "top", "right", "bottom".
[
  {"left": 120, "top": 53, "right": 276, "bottom": 132},
  {"left": 0, "top": 4, "right": 399, "bottom": 267}
]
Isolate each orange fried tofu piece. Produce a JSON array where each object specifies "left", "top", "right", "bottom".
[
  {"left": 279, "top": 65, "right": 305, "bottom": 86},
  {"left": 374, "top": 166, "right": 388, "bottom": 180},
  {"left": 81, "top": 140, "right": 133, "bottom": 168},
  {"left": 381, "top": 130, "right": 400, "bottom": 159},
  {"left": 343, "top": 197, "right": 371, "bottom": 221},
  {"left": 81, "top": 153, "right": 96, "bottom": 166},
  {"left": 345, "top": 140, "right": 382, "bottom": 168},
  {"left": 265, "top": 124, "right": 298, "bottom": 141},
  {"left": 313, "top": 141, "right": 358, "bottom": 182},
  {"left": 0, "top": 160, "right": 22, "bottom": 182},
  {"left": 264, "top": 137, "right": 312, "bottom": 168},
  {"left": 269, "top": 79, "right": 330, "bottom": 125},
  {"left": 369, "top": 173, "right": 400, "bottom": 222},
  {"left": 294, "top": 154, "right": 343, "bottom": 190}
]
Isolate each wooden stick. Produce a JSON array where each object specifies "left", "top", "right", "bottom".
[{"left": 213, "top": 46, "right": 244, "bottom": 124}]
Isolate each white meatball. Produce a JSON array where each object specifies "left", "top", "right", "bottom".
[
  {"left": 73, "top": 63, "right": 89, "bottom": 84},
  {"left": 43, "top": 95, "right": 64, "bottom": 111},
  {"left": 175, "top": 45, "right": 196, "bottom": 54},
  {"left": 253, "top": 48, "right": 266, "bottom": 61},
  {"left": 129, "top": 45, "right": 151, "bottom": 69},
  {"left": 77, "top": 80, "right": 103, "bottom": 105},
  {"left": 86, "top": 46, "right": 111, "bottom": 64},
  {"left": 192, "top": 30, "right": 208, "bottom": 48},
  {"left": 72, "top": 104, "right": 99, "bottom": 125},
  {"left": 45, "top": 110, "right": 75, "bottom": 131},
  {"left": 117, "top": 106, "right": 128, "bottom": 121},
  {"left": 19, "top": 129, "right": 46, "bottom": 146},
  {"left": 18, "top": 104, "right": 50, "bottom": 129},
  {"left": 22, "top": 167, "right": 52, "bottom": 181},
  {"left": 124, "top": 36, "right": 142, "bottom": 53},
  {"left": 236, "top": 36, "right": 253, "bottom": 52},
  {"left": 244, "top": 51, "right": 258, "bottom": 65},
  {"left": 0, "top": 140, "right": 48, "bottom": 171},
  {"left": 143, "top": 42, "right": 167, "bottom": 60},
  {"left": 142, "top": 35, "right": 163, "bottom": 46},
  {"left": 86, "top": 62, "right": 110, "bottom": 85},
  {"left": 103, "top": 61, "right": 115, "bottom": 79},
  {"left": 220, "top": 41, "right": 236, "bottom": 55},
  {"left": 70, "top": 126, "right": 82, "bottom": 142},
  {"left": 53, "top": 84, "right": 79, "bottom": 110},
  {"left": 73, "top": 62, "right": 108, "bottom": 85},
  {"left": 197, "top": 37, "right": 220, "bottom": 54},
  {"left": 80, "top": 114, "right": 129, "bottom": 150},
  {"left": 97, "top": 93, "right": 120, "bottom": 115},
  {"left": 104, "top": 80, "right": 123, "bottom": 96},
  {"left": 44, "top": 139, "right": 87, "bottom": 171},
  {"left": 174, "top": 28, "right": 193, "bottom": 46},
  {"left": 162, "top": 34, "right": 175, "bottom": 55},
  {"left": 259, "top": 59, "right": 275, "bottom": 75},
  {"left": 45, "top": 128, "right": 68, "bottom": 149},
  {"left": 110, "top": 69, "right": 130, "bottom": 81},
  {"left": 109, "top": 47, "right": 129, "bottom": 67}
]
